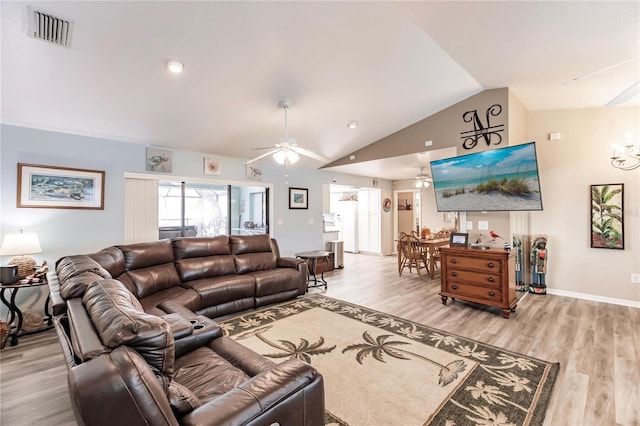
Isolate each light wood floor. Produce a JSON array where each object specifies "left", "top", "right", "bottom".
[{"left": 1, "top": 253, "right": 638, "bottom": 426}]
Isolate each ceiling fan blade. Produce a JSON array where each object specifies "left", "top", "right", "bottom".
[
  {"left": 250, "top": 146, "right": 278, "bottom": 151},
  {"left": 245, "top": 148, "right": 281, "bottom": 164},
  {"left": 290, "top": 146, "right": 330, "bottom": 162},
  {"left": 606, "top": 80, "right": 640, "bottom": 107}
]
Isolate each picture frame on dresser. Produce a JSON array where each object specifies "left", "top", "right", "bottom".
[{"left": 450, "top": 232, "right": 469, "bottom": 247}]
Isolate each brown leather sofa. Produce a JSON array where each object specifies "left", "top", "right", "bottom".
[
  {"left": 46, "top": 234, "right": 324, "bottom": 425},
  {"left": 48, "top": 234, "right": 308, "bottom": 318},
  {"left": 56, "top": 278, "right": 324, "bottom": 425}
]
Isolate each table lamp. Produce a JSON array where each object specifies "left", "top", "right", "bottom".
[{"left": 0, "top": 230, "right": 42, "bottom": 277}]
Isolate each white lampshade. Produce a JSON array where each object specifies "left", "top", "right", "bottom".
[
  {"left": 414, "top": 180, "right": 423, "bottom": 188},
  {"left": 1, "top": 232, "right": 42, "bottom": 256},
  {"left": 1, "top": 231, "right": 42, "bottom": 278}
]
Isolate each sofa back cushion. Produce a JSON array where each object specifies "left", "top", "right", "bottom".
[
  {"left": 230, "top": 235, "right": 277, "bottom": 274},
  {"left": 82, "top": 279, "right": 174, "bottom": 388},
  {"left": 56, "top": 255, "right": 113, "bottom": 299},
  {"left": 117, "top": 240, "right": 181, "bottom": 299},
  {"left": 88, "top": 246, "right": 126, "bottom": 278},
  {"left": 173, "top": 236, "right": 236, "bottom": 282}
]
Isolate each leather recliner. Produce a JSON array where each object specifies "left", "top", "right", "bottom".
[{"left": 60, "top": 279, "right": 324, "bottom": 426}]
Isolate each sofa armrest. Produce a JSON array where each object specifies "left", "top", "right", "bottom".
[
  {"left": 158, "top": 300, "right": 202, "bottom": 319},
  {"left": 181, "top": 359, "right": 324, "bottom": 426},
  {"left": 67, "top": 299, "right": 109, "bottom": 362},
  {"left": 162, "top": 313, "right": 194, "bottom": 340},
  {"left": 277, "top": 256, "right": 305, "bottom": 269},
  {"left": 46, "top": 271, "right": 67, "bottom": 316},
  {"left": 68, "top": 347, "right": 179, "bottom": 426},
  {"left": 159, "top": 306, "right": 223, "bottom": 357}
]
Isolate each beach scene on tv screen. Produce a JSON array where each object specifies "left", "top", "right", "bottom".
[{"left": 430, "top": 142, "right": 543, "bottom": 212}]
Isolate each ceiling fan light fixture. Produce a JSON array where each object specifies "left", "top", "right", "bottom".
[
  {"left": 414, "top": 180, "right": 423, "bottom": 188},
  {"left": 286, "top": 150, "right": 300, "bottom": 164},
  {"left": 273, "top": 150, "right": 287, "bottom": 164}
]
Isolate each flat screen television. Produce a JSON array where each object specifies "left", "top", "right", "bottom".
[{"left": 429, "top": 142, "right": 543, "bottom": 212}]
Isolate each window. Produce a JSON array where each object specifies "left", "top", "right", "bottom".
[{"left": 158, "top": 181, "right": 268, "bottom": 239}]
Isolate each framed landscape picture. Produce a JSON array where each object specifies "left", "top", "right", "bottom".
[
  {"left": 17, "top": 163, "right": 105, "bottom": 209},
  {"left": 289, "top": 187, "right": 308, "bottom": 209},
  {"left": 590, "top": 183, "right": 623, "bottom": 249}
]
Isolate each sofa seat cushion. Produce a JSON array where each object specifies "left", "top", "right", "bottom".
[
  {"left": 173, "top": 347, "right": 248, "bottom": 404},
  {"left": 183, "top": 275, "right": 255, "bottom": 309},
  {"left": 138, "top": 287, "right": 201, "bottom": 316},
  {"left": 250, "top": 268, "right": 305, "bottom": 297}
]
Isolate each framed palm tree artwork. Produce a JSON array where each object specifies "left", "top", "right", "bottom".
[{"left": 591, "top": 183, "right": 624, "bottom": 249}]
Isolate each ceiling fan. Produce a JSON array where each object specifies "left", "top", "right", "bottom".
[
  {"left": 246, "top": 99, "right": 329, "bottom": 166},
  {"left": 413, "top": 167, "right": 432, "bottom": 188},
  {"left": 564, "top": 55, "right": 639, "bottom": 107}
]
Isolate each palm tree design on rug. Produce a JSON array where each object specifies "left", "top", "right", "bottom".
[
  {"left": 254, "top": 331, "right": 336, "bottom": 363},
  {"left": 342, "top": 331, "right": 467, "bottom": 386}
]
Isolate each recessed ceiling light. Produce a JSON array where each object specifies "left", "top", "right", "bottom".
[
  {"left": 166, "top": 60, "right": 184, "bottom": 74},
  {"left": 347, "top": 121, "right": 358, "bottom": 129}
]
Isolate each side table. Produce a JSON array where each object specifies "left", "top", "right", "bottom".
[
  {"left": 295, "top": 250, "right": 331, "bottom": 290},
  {"left": 0, "top": 280, "right": 52, "bottom": 346}
]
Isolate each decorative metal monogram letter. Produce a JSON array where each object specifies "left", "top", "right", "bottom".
[{"left": 460, "top": 104, "right": 505, "bottom": 150}]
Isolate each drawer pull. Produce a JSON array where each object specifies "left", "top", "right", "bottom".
[
  {"left": 452, "top": 285, "right": 458, "bottom": 290},
  {"left": 451, "top": 259, "right": 457, "bottom": 264},
  {"left": 488, "top": 291, "right": 495, "bottom": 296},
  {"left": 487, "top": 262, "right": 494, "bottom": 268},
  {"left": 487, "top": 277, "right": 495, "bottom": 282},
  {"left": 451, "top": 272, "right": 457, "bottom": 277}
]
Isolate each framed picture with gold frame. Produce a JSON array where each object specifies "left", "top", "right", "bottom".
[{"left": 17, "top": 163, "right": 105, "bottom": 209}]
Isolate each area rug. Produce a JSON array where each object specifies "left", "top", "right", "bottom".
[{"left": 218, "top": 295, "right": 559, "bottom": 426}]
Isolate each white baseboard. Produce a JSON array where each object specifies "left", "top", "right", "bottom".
[{"left": 546, "top": 288, "right": 640, "bottom": 308}]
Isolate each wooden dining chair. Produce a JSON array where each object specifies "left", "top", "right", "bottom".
[{"left": 399, "top": 233, "right": 428, "bottom": 279}]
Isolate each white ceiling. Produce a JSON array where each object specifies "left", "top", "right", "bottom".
[{"left": 2, "top": 1, "right": 638, "bottom": 181}]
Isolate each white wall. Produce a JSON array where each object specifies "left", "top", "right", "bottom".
[{"left": 529, "top": 106, "right": 639, "bottom": 305}]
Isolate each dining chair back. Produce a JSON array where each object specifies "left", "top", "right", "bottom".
[{"left": 399, "top": 233, "right": 427, "bottom": 279}]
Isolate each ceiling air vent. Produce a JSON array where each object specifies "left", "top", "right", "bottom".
[{"left": 29, "top": 9, "right": 73, "bottom": 48}]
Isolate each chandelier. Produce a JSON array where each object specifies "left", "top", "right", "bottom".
[{"left": 611, "top": 136, "right": 640, "bottom": 171}]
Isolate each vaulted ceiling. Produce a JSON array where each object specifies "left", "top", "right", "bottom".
[{"left": 1, "top": 1, "right": 638, "bottom": 180}]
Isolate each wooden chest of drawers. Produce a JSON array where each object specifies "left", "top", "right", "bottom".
[{"left": 439, "top": 246, "right": 517, "bottom": 318}]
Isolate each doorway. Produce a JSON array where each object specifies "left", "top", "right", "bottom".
[
  {"left": 329, "top": 185, "right": 381, "bottom": 255},
  {"left": 394, "top": 189, "right": 420, "bottom": 241}
]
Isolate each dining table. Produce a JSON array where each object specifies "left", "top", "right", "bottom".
[
  {"left": 419, "top": 237, "right": 450, "bottom": 279},
  {"left": 396, "top": 236, "right": 450, "bottom": 279}
]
